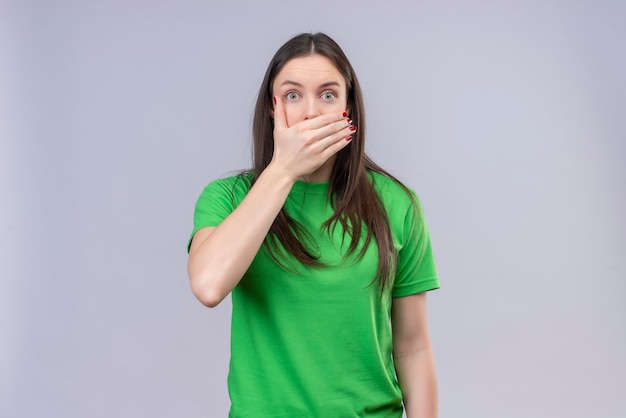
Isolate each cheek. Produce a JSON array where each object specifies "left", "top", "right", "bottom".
[
  {"left": 330, "top": 101, "right": 347, "bottom": 113},
  {"left": 327, "top": 96, "right": 348, "bottom": 114},
  {"left": 282, "top": 104, "right": 305, "bottom": 126}
]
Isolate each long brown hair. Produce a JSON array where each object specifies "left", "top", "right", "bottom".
[{"left": 251, "top": 32, "right": 414, "bottom": 293}]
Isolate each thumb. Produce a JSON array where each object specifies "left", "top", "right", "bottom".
[{"left": 273, "top": 96, "right": 288, "bottom": 130}]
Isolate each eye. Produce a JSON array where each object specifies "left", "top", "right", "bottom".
[
  {"left": 321, "top": 91, "right": 336, "bottom": 100},
  {"left": 286, "top": 91, "right": 300, "bottom": 101}
]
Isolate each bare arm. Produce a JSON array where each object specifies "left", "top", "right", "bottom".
[
  {"left": 187, "top": 98, "right": 353, "bottom": 307},
  {"left": 391, "top": 292, "right": 438, "bottom": 418},
  {"left": 187, "top": 167, "right": 295, "bottom": 307}
]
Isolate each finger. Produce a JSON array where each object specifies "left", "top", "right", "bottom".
[
  {"left": 300, "top": 111, "right": 349, "bottom": 130},
  {"left": 319, "top": 130, "right": 354, "bottom": 161},
  {"left": 273, "top": 96, "right": 289, "bottom": 130},
  {"left": 310, "top": 117, "right": 354, "bottom": 141},
  {"left": 312, "top": 124, "right": 355, "bottom": 158}
]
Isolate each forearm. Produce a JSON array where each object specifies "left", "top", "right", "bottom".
[
  {"left": 394, "top": 343, "right": 438, "bottom": 418},
  {"left": 187, "top": 164, "right": 295, "bottom": 307}
]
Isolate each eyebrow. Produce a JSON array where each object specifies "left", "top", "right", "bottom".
[{"left": 280, "top": 80, "right": 342, "bottom": 89}]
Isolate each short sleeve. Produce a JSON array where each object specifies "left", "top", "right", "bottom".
[
  {"left": 392, "top": 194, "right": 440, "bottom": 297},
  {"left": 187, "top": 175, "right": 251, "bottom": 252}
]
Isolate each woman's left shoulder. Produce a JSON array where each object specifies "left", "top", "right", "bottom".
[{"left": 367, "top": 171, "right": 418, "bottom": 207}]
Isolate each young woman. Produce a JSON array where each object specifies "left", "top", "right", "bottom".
[{"left": 188, "top": 32, "right": 440, "bottom": 418}]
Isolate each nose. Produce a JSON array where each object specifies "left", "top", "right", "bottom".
[{"left": 303, "top": 97, "right": 321, "bottom": 120}]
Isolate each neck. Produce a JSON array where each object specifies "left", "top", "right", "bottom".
[{"left": 300, "top": 156, "right": 335, "bottom": 183}]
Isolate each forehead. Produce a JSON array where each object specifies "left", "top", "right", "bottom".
[{"left": 274, "top": 55, "right": 345, "bottom": 86}]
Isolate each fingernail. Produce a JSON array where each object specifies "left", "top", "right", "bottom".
[
  {"left": 349, "top": 125, "right": 357, "bottom": 131},
  {"left": 273, "top": 96, "right": 277, "bottom": 105},
  {"left": 343, "top": 111, "right": 348, "bottom": 117},
  {"left": 347, "top": 118, "right": 353, "bottom": 124},
  {"left": 346, "top": 136, "right": 352, "bottom": 141}
]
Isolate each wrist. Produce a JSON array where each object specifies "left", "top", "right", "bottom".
[{"left": 262, "top": 162, "right": 299, "bottom": 186}]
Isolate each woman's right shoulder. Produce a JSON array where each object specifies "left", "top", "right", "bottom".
[
  {"left": 198, "top": 171, "right": 254, "bottom": 202},
  {"left": 203, "top": 171, "right": 253, "bottom": 195}
]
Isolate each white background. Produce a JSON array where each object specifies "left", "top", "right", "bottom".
[{"left": 1, "top": 0, "right": 625, "bottom": 416}]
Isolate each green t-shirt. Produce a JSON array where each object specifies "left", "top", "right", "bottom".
[{"left": 189, "top": 171, "right": 440, "bottom": 417}]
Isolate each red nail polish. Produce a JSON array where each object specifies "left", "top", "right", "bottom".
[
  {"left": 343, "top": 111, "right": 348, "bottom": 117},
  {"left": 273, "top": 96, "right": 277, "bottom": 105},
  {"left": 346, "top": 136, "right": 352, "bottom": 141},
  {"left": 349, "top": 125, "right": 357, "bottom": 131},
  {"left": 347, "top": 118, "right": 353, "bottom": 124}
]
